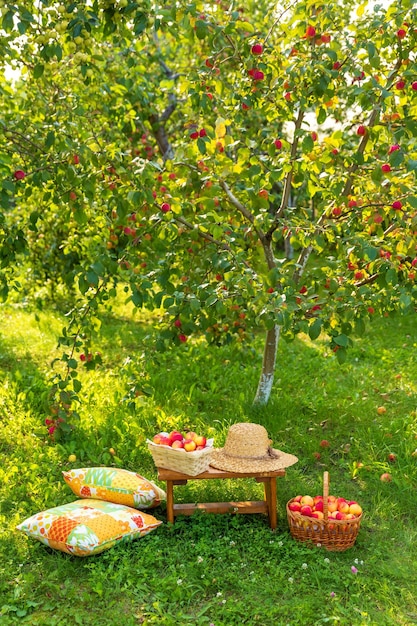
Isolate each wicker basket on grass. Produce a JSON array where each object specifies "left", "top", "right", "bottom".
[
  {"left": 286, "top": 471, "right": 363, "bottom": 552},
  {"left": 147, "top": 440, "right": 213, "bottom": 477}
]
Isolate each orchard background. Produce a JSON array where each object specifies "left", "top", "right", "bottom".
[{"left": 1, "top": 0, "right": 417, "bottom": 437}]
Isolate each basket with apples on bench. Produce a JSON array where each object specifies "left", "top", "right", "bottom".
[
  {"left": 147, "top": 430, "right": 214, "bottom": 477},
  {"left": 286, "top": 471, "right": 363, "bottom": 551}
]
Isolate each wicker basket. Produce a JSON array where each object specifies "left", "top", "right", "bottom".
[
  {"left": 286, "top": 471, "right": 362, "bottom": 552},
  {"left": 147, "top": 440, "right": 213, "bottom": 476}
]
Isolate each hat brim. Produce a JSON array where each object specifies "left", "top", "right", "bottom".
[{"left": 209, "top": 447, "right": 298, "bottom": 473}]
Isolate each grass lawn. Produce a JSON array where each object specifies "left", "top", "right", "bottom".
[{"left": 1, "top": 302, "right": 416, "bottom": 625}]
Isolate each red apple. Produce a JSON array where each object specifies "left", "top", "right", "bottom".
[
  {"left": 338, "top": 500, "right": 350, "bottom": 514},
  {"left": 388, "top": 144, "right": 400, "bottom": 154},
  {"left": 392, "top": 200, "right": 403, "bottom": 210},
  {"left": 320, "top": 440, "right": 330, "bottom": 448},
  {"left": 161, "top": 202, "right": 171, "bottom": 213},
  {"left": 288, "top": 501, "right": 301, "bottom": 512},
  {"left": 199, "top": 128, "right": 207, "bottom": 137},
  {"left": 397, "top": 28, "right": 407, "bottom": 39},
  {"left": 185, "top": 431, "right": 197, "bottom": 441},
  {"left": 305, "top": 25, "right": 316, "bottom": 38},
  {"left": 380, "top": 472, "right": 392, "bottom": 482},
  {"left": 170, "top": 431, "right": 184, "bottom": 442},
  {"left": 171, "top": 440, "right": 184, "bottom": 449},
  {"left": 274, "top": 139, "right": 283, "bottom": 150},
  {"left": 348, "top": 503, "right": 362, "bottom": 516},
  {"left": 314, "top": 500, "right": 324, "bottom": 513},
  {"left": 327, "top": 497, "right": 338, "bottom": 513},
  {"left": 253, "top": 70, "right": 264, "bottom": 81},
  {"left": 194, "top": 434, "right": 207, "bottom": 447},
  {"left": 251, "top": 43, "right": 263, "bottom": 55},
  {"left": 14, "top": 169, "right": 26, "bottom": 180},
  {"left": 258, "top": 189, "right": 269, "bottom": 200},
  {"left": 357, "top": 125, "right": 366, "bottom": 136},
  {"left": 174, "top": 319, "right": 182, "bottom": 328},
  {"left": 293, "top": 495, "right": 303, "bottom": 503},
  {"left": 300, "top": 495, "right": 314, "bottom": 507},
  {"left": 332, "top": 207, "right": 342, "bottom": 217},
  {"left": 388, "top": 453, "right": 396, "bottom": 463},
  {"left": 300, "top": 505, "right": 313, "bottom": 516},
  {"left": 381, "top": 164, "right": 391, "bottom": 173},
  {"left": 184, "top": 439, "right": 197, "bottom": 452}
]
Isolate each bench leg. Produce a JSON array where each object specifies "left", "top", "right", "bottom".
[
  {"left": 264, "top": 477, "right": 277, "bottom": 530},
  {"left": 166, "top": 480, "right": 175, "bottom": 524}
]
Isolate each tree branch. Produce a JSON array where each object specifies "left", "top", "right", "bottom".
[
  {"left": 293, "top": 57, "right": 404, "bottom": 286},
  {"left": 173, "top": 214, "right": 253, "bottom": 270}
]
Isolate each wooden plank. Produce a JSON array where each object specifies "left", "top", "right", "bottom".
[
  {"left": 173, "top": 501, "right": 268, "bottom": 517},
  {"left": 158, "top": 466, "right": 285, "bottom": 481}
]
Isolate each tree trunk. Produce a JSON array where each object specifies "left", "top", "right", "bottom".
[{"left": 253, "top": 325, "right": 281, "bottom": 405}]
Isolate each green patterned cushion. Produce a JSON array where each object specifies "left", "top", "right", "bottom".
[{"left": 63, "top": 467, "right": 166, "bottom": 508}]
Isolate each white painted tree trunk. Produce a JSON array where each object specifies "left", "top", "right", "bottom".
[{"left": 253, "top": 325, "right": 281, "bottom": 405}]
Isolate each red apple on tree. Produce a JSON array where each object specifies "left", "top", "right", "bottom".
[{"left": 251, "top": 43, "right": 263, "bottom": 55}]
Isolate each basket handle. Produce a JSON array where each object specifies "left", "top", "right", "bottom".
[{"left": 323, "top": 471, "right": 329, "bottom": 522}]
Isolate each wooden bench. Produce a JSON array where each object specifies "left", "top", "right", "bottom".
[{"left": 157, "top": 465, "right": 286, "bottom": 529}]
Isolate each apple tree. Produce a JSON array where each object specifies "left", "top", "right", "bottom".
[{"left": 1, "top": 0, "right": 417, "bottom": 437}]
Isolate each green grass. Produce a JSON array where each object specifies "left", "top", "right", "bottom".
[{"left": 1, "top": 302, "right": 417, "bottom": 625}]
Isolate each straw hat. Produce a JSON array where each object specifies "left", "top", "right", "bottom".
[{"left": 210, "top": 423, "right": 298, "bottom": 473}]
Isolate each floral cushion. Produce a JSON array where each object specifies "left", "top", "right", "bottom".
[
  {"left": 16, "top": 499, "right": 162, "bottom": 557},
  {"left": 63, "top": 467, "right": 166, "bottom": 509}
]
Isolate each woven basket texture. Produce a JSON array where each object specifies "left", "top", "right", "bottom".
[
  {"left": 147, "top": 442, "right": 213, "bottom": 476},
  {"left": 286, "top": 471, "right": 362, "bottom": 552}
]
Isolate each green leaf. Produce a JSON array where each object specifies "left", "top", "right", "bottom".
[
  {"left": 73, "top": 379, "right": 82, "bottom": 393},
  {"left": 2, "top": 10, "right": 14, "bottom": 32},
  {"left": 197, "top": 137, "right": 207, "bottom": 154},
  {"left": 33, "top": 64, "right": 45, "bottom": 79},
  {"left": 195, "top": 19, "right": 209, "bottom": 39},
  {"left": 390, "top": 149, "right": 404, "bottom": 167},
  {"left": 334, "top": 334, "right": 349, "bottom": 347},
  {"left": 317, "top": 107, "right": 327, "bottom": 124},
  {"left": 367, "top": 42, "right": 376, "bottom": 59},
  {"left": 308, "top": 318, "right": 322, "bottom": 340},
  {"left": 385, "top": 268, "right": 397, "bottom": 285},
  {"left": 335, "top": 346, "right": 347, "bottom": 364},
  {"left": 363, "top": 245, "right": 378, "bottom": 261},
  {"left": 355, "top": 318, "right": 365, "bottom": 336},
  {"left": 45, "top": 131, "right": 55, "bottom": 148},
  {"left": 407, "top": 196, "right": 417, "bottom": 209}
]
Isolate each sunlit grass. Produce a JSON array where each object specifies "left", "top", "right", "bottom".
[{"left": 1, "top": 303, "right": 417, "bottom": 625}]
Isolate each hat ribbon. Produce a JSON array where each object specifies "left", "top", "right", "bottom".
[{"left": 223, "top": 446, "right": 280, "bottom": 461}]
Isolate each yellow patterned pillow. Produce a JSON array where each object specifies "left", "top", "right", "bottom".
[
  {"left": 63, "top": 467, "right": 166, "bottom": 509},
  {"left": 16, "top": 499, "right": 162, "bottom": 556}
]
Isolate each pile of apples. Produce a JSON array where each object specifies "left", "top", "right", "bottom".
[
  {"left": 152, "top": 430, "right": 208, "bottom": 452},
  {"left": 288, "top": 494, "right": 362, "bottom": 520}
]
